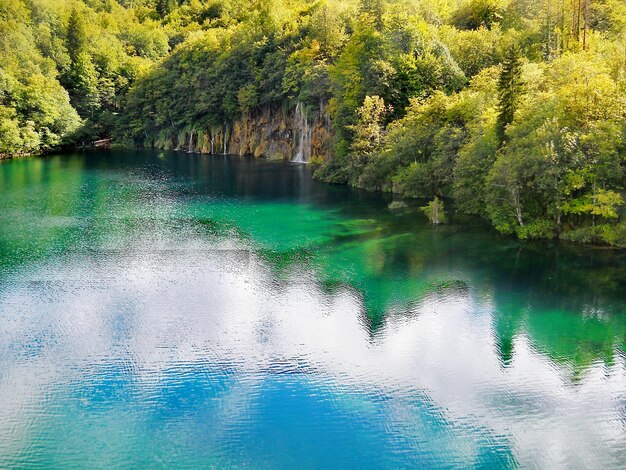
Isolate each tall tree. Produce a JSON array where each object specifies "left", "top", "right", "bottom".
[
  {"left": 349, "top": 95, "right": 390, "bottom": 157},
  {"left": 70, "top": 51, "right": 101, "bottom": 117},
  {"left": 496, "top": 44, "right": 524, "bottom": 146},
  {"left": 156, "top": 0, "right": 176, "bottom": 19},
  {"left": 360, "top": 0, "right": 385, "bottom": 31},
  {"left": 66, "top": 8, "right": 88, "bottom": 63}
]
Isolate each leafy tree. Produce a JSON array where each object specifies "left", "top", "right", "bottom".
[
  {"left": 453, "top": 0, "right": 504, "bottom": 30},
  {"left": 237, "top": 83, "right": 259, "bottom": 112},
  {"left": 309, "top": 3, "right": 346, "bottom": 59},
  {"left": 349, "top": 95, "right": 390, "bottom": 156},
  {"left": 441, "top": 25, "right": 502, "bottom": 78},
  {"left": 562, "top": 189, "right": 624, "bottom": 222},
  {"left": 0, "top": 108, "right": 23, "bottom": 155},
  {"left": 360, "top": 0, "right": 385, "bottom": 30}
]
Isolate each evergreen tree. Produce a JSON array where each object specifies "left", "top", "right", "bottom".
[
  {"left": 64, "top": 6, "right": 99, "bottom": 118},
  {"left": 496, "top": 44, "right": 524, "bottom": 145},
  {"left": 66, "top": 8, "right": 87, "bottom": 63},
  {"left": 71, "top": 51, "right": 101, "bottom": 117},
  {"left": 156, "top": 0, "right": 176, "bottom": 19}
]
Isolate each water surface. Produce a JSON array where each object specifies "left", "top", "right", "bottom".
[{"left": 1, "top": 151, "right": 625, "bottom": 468}]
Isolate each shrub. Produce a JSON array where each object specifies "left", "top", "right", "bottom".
[{"left": 421, "top": 197, "right": 446, "bottom": 224}]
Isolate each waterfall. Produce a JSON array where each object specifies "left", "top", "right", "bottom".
[
  {"left": 186, "top": 132, "right": 193, "bottom": 153},
  {"left": 210, "top": 136, "right": 214, "bottom": 154},
  {"left": 223, "top": 127, "right": 227, "bottom": 155},
  {"left": 292, "top": 102, "right": 312, "bottom": 163}
]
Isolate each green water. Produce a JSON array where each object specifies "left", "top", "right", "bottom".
[{"left": 0, "top": 150, "right": 625, "bottom": 468}]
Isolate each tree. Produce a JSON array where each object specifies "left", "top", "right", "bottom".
[
  {"left": 66, "top": 8, "right": 88, "bottom": 63},
  {"left": 562, "top": 189, "right": 624, "bottom": 222},
  {"left": 70, "top": 51, "right": 101, "bottom": 117},
  {"left": 360, "top": 0, "right": 385, "bottom": 31},
  {"left": 237, "top": 84, "right": 259, "bottom": 112},
  {"left": 421, "top": 197, "right": 446, "bottom": 224},
  {"left": 348, "top": 95, "right": 391, "bottom": 156},
  {"left": 453, "top": 0, "right": 504, "bottom": 30},
  {"left": 310, "top": 4, "right": 346, "bottom": 59},
  {"left": 0, "top": 111, "right": 23, "bottom": 155},
  {"left": 496, "top": 44, "right": 524, "bottom": 145},
  {"left": 156, "top": 0, "right": 176, "bottom": 19}
]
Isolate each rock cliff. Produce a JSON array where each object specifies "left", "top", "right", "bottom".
[{"left": 167, "top": 102, "right": 332, "bottom": 162}]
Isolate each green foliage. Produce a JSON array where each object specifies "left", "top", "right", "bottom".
[
  {"left": 562, "top": 190, "right": 624, "bottom": 220},
  {"left": 452, "top": 85, "right": 499, "bottom": 216},
  {"left": 562, "top": 223, "right": 626, "bottom": 247},
  {"left": 0, "top": 0, "right": 81, "bottom": 156},
  {"left": 348, "top": 95, "right": 390, "bottom": 156},
  {"left": 453, "top": 0, "right": 505, "bottom": 30},
  {"left": 441, "top": 25, "right": 502, "bottom": 78},
  {"left": 66, "top": 8, "right": 88, "bottom": 63},
  {"left": 421, "top": 196, "right": 446, "bottom": 224},
  {"left": 309, "top": 3, "right": 347, "bottom": 59},
  {"left": 68, "top": 51, "right": 101, "bottom": 116},
  {"left": 0, "top": 108, "right": 23, "bottom": 155},
  {"left": 156, "top": 0, "right": 177, "bottom": 19},
  {"left": 0, "top": 0, "right": 172, "bottom": 155},
  {"left": 282, "top": 42, "right": 331, "bottom": 107},
  {"left": 2, "top": 0, "right": 625, "bottom": 247},
  {"left": 496, "top": 43, "right": 523, "bottom": 145},
  {"left": 314, "top": 0, "right": 625, "bottom": 247},
  {"left": 237, "top": 83, "right": 259, "bottom": 112}
]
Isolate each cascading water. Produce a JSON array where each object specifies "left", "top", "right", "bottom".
[
  {"left": 293, "top": 102, "right": 312, "bottom": 163},
  {"left": 186, "top": 132, "right": 193, "bottom": 153}
]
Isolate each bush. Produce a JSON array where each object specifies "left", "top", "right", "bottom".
[
  {"left": 388, "top": 200, "right": 408, "bottom": 210},
  {"left": 421, "top": 197, "right": 446, "bottom": 224},
  {"left": 392, "top": 161, "right": 435, "bottom": 197},
  {"left": 516, "top": 220, "right": 556, "bottom": 240},
  {"left": 308, "top": 155, "right": 325, "bottom": 167},
  {"left": 562, "top": 224, "right": 626, "bottom": 248}
]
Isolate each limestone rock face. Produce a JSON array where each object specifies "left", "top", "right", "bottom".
[{"left": 169, "top": 102, "right": 333, "bottom": 162}]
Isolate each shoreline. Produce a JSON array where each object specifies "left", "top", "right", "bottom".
[{"left": 3, "top": 148, "right": 624, "bottom": 251}]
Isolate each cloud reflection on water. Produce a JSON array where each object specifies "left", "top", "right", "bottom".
[{"left": 1, "top": 233, "right": 625, "bottom": 468}]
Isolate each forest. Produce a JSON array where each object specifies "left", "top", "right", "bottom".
[{"left": 1, "top": 0, "right": 625, "bottom": 246}]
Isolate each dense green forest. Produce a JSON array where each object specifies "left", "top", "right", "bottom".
[{"left": 1, "top": 0, "right": 625, "bottom": 246}]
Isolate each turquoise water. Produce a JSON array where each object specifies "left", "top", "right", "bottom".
[{"left": 0, "top": 150, "right": 625, "bottom": 468}]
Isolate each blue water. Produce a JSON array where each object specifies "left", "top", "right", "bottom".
[{"left": 0, "top": 151, "right": 625, "bottom": 468}]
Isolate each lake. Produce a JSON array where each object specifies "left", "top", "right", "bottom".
[{"left": 0, "top": 150, "right": 625, "bottom": 468}]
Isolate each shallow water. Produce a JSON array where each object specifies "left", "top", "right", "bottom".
[{"left": 0, "top": 150, "right": 625, "bottom": 468}]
